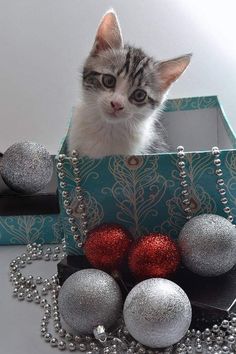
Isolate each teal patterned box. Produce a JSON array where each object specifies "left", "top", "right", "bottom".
[
  {"left": 0, "top": 214, "right": 63, "bottom": 245},
  {"left": 56, "top": 96, "right": 236, "bottom": 255},
  {"left": 0, "top": 162, "right": 64, "bottom": 245}
]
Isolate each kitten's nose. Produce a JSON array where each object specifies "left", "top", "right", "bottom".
[{"left": 111, "top": 101, "right": 124, "bottom": 112}]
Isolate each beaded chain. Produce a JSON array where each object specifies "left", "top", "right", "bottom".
[
  {"left": 57, "top": 151, "right": 88, "bottom": 249},
  {"left": 211, "top": 147, "right": 234, "bottom": 224},
  {"left": 176, "top": 146, "right": 192, "bottom": 220},
  {"left": 177, "top": 146, "right": 234, "bottom": 222},
  {"left": 7, "top": 149, "right": 236, "bottom": 353}
]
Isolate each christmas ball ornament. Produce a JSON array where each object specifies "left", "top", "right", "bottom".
[
  {"left": 179, "top": 214, "right": 236, "bottom": 276},
  {"left": 123, "top": 278, "right": 192, "bottom": 348},
  {"left": 128, "top": 233, "right": 180, "bottom": 280},
  {"left": 84, "top": 224, "right": 132, "bottom": 271},
  {"left": 58, "top": 269, "right": 123, "bottom": 334},
  {"left": 0, "top": 141, "right": 53, "bottom": 194}
]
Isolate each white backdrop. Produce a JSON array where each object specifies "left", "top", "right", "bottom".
[{"left": 1, "top": 0, "right": 236, "bottom": 154}]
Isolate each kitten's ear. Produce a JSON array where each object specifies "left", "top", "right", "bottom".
[
  {"left": 156, "top": 54, "right": 192, "bottom": 93},
  {"left": 91, "top": 10, "right": 123, "bottom": 56}
]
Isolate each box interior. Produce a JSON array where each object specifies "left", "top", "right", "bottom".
[{"left": 163, "top": 100, "right": 235, "bottom": 153}]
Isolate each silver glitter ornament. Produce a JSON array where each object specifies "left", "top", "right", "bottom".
[
  {"left": 58, "top": 269, "right": 123, "bottom": 334},
  {"left": 123, "top": 278, "right": 192, "bottom": 348},
  {"left": 0, "top": 141, "right": 53, "bottom": 194},
  {"left": 179, "top": 214, "right": 236, "bottom": 276}
]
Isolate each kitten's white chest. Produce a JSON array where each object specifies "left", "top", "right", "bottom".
[{"left": 68, "top": 105, "right": 153, "bottom": 158}]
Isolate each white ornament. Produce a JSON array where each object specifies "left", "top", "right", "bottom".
[
  {"left": 123, "top": 278, "right": 192, "bottom": 348},
  {"left": 179, "top": 214, "right": 236, "bottom": 276}
]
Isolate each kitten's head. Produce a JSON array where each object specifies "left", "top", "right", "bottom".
[{"left": 82, "top": 10, "right": 191, "bottom": 124}]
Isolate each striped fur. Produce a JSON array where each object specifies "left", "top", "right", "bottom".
[{"left": 82, "top": 45, "right": 161, "bottom": 109}]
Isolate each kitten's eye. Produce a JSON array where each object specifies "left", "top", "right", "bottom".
[
  {"left": 102, "top": 74, "right": 116, "bottom": 88},
  {"left": 131, "top": 89, "right": 147, "bottom": 103}
]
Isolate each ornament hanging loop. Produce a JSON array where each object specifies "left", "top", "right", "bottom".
[{"left": 93, "top": 325, "right": 107, "bottom": 343}]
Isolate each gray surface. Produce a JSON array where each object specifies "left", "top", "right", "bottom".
[{"left": 0, "top": 245, "right": 83, "bottom": 354}]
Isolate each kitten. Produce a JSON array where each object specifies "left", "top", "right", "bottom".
[{"left": 68, "top": 10, "right": 191, "bottom": 158}]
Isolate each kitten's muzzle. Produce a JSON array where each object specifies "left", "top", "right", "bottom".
[{"left": 110, "top": 101, "right": 124, "bottom": 112}]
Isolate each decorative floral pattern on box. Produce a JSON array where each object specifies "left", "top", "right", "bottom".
[
  {"left": 56, "top": 96, "right": 236, "bottom": 255},
  {"left": 0, "top": 214, "right": 63, "bottom": 245}
]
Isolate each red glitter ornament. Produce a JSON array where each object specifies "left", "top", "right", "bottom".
[
  {"left": 84, "top": 223, "right": 132, "bottom": 272},
  {"left": 128, "top": 233, "right": 180, "bottom": 280}
]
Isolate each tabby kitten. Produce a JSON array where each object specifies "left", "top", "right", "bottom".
[{"left": 68, "top": 10, "right": 191, "bottom": 158}]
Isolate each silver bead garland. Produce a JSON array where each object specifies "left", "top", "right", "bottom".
[
  {"left": 177, "top": 146, "right": 234, "bottom": 224},
  {"left": 176, "top": 146, "right": 192, "bottom": 220},
  {"left": 57, "top": 151, "right": 88, "bottom": 249},
  {"left": 212, "top": 146, "right": 234, "bottom": 224}
]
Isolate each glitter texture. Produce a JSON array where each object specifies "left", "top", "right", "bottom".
[
  {"left": 84, "top": 224, "right": 132, "bottom": 271},
  {"left": 179, "top": 214, "right": 236, "bottom": 276},
  {"left": 1, "top": 141, "right": 53, "bottom": 194},
  {"left": 58, "top": 269, "right": 123, "bottom": 334},
  {"left": 123, "top": 278, "right": 192, "bottom": 348},
  {"left": 128, "top": 234, "right": 180, "bottom": 280}
]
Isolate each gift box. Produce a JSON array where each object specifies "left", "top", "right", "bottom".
[
  {"left": 0, "top": 156, "right": 63, "bottom": 245},
  {"left": 56, "top": 95, "right": 236, "bottom": 255}
]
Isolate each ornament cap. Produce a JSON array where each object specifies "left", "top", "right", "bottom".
[{"left": 93, "top": 325, "right": 107, "bottom": 342}]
